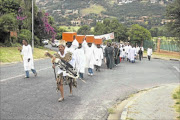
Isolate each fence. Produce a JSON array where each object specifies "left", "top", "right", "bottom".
[{"left": 143, "top": 37, "right": 179, "bottom": 52}]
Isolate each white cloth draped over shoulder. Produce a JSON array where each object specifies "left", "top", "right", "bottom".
[
  {"left": 21, "top": 45, "right": 34, "bottom": 71},
  {"left": 82, "top": 40, "right": 95, "bottom": 69},
  {"left": 74, "top": 48, "right": 86, "bottom": 73},
  {"left": 94, "top": 47, "right": 103, "bottom": 66}
]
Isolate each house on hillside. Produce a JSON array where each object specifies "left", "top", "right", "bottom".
[{"left": 71, "top": 20, "right": 81, "bottom": 26}]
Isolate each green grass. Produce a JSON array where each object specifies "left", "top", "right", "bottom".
[
  {"left": 108, "top": 108, "right": 115, "bottom": 114},
  {"left": 143, "top": 51, "right": 180, "bottom": 60},
  {"left": 59, "top": 26, "right": 80, "bottom": 32},
  {"left": 172, "top": 86, "right": 180, "bottom": 120},
  {"left": 0, "top": 47, "right": 55, "bottom": 63},
  {"left": 81, "top": 4, "right": 106, "bottom": 15}
]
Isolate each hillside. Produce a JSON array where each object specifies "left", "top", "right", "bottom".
[
  {"left": 36, "top": 0, "right": 172, "bottom": 28},
  {"left": 80, "top": 4, "right": 106, "bottom": 15}
]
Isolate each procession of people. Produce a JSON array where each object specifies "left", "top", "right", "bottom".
[{"left": 18, "top": 32, "right": 153, "bottom": 102}]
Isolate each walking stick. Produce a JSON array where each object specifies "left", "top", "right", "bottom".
[{"left": 53, "top": 65, "right": 57, "bottom": 81}]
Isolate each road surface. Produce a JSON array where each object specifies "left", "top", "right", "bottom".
[{"left": 0, "top": 57, "right": 179, "bottom": 119}]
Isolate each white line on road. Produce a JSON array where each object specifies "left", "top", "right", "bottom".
[
  {"left": 0, "top": 67, "right": 52, "bottom": 82},
  {"left": 173, "top": 66, "right": 180, "bottom": 72}
]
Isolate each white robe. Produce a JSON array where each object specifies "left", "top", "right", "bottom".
[
  {"left": 82, "top": 41, "right": 95, "bottom": 69},
  {"left": 128, "top": 46, "right": 132, "bottom": 59},
  {"left": 74, "top": 48, "right": 86, "bottom": 73},
  {"left": 21, "top": 45, "right": 34, "bottom": 71},
  {"left": 71, "top": 39, "right": 79, "bottom": 50},
  {"left": 120, "top": 47, "right": 123, "bottom": 57},
  {"left": 94, "top": 47, "right": 103, "bottom": 66},
  {"left": 147, "top": 48, "right": 152, "bottom": 56},
  {"left": 130, "top": 47, "right": 136, "bottom": 61}
]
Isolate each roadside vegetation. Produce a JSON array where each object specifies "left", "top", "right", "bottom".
[
  {"left": 172, "top": 86, "right": 180, "bottom": 120},
  {"left": 0, "top": 47, "right": 55, "bottom": 63}
]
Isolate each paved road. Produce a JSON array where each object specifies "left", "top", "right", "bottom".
[{"left": 0, "top": 58, "right": 179, "bottom": 119}]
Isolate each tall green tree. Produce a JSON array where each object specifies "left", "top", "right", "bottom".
[
  {"left": 94, "top": 22, "right": 105, "bottom": 35},
  {"left": 77, "top": 25, "right": 92, "bottom": 35},
  {"left": 0, "top": 0, "right": 20, "bottom": 15},
  {"left": 128, "top": 24, "right": 151, "bottom": 45},
  {"left": 0, "top": 13, "right": 17, "bottom": 43},
  {"left": 166, "top": 0, "right": 180, "bottom": 39},
  {"left": 56, "top": 27, "right": 67, "bottom": 40}
]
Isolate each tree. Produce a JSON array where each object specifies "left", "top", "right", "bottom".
[
  {"left": 150, "top": 28, "right": 159, "bottom": 37},
  {"left": 18, "top": 29, "right": 32, "bottom": 43},
  {"left": 128, "top": 24, "right": 151, "bottom": 45},
  {"left": 77, "top": 25, "right": 92, "bottom": 35},
  {"left": 114, "top": 24, "right": 128, "bottom": 42},
  {"left": 0, "top": 13, "right": 17, "bottom": 43},
  {"left": 0, "top": 0, "right": 20, "bottom": 15},
  {"left": 94, "top": 22, "right": 105, "bottom": 35},
  {"left": 166, "top": 0, "right": 180, "bottom": 39},
  {"left": 56, "top": 27, "right": 67, "bottom": 40}
]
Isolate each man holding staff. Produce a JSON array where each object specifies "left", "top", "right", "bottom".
[{"left": 18, "top": 40, "right": 37, "bottom": 78}]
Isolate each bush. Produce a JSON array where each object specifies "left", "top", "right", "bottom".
[
  {"left": 4, "top": 40, "right": 12, "bottom": 47},
  {"left": 11, "top": 36, "right": 17, "bottom": 43},
  {"left": 0, "top": 43, "right": 6, "bottom": 47},
  {"left": 18, "top": 29, "right": 32, "bottom": 44},
  {"left": 11, "top": 42, "right": 21, "bottom": 47}
]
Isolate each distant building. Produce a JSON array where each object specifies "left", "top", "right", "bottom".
[
  {"left": 71, "top": 20, "right": 81, "bottom": 26},
  {"left": 161, "top": 19, "right": 171, "bottom": 25},
  {"left": 150, "top": 0, "right": 157, "bottom": 3}
]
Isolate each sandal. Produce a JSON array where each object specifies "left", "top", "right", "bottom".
[{"left": 58, "top": 97, "right": 64, "bottom": 102}]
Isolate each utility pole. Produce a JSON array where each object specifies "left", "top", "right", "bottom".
[{"left": 32, "top": 0, "right": 34, "bottom": 52}]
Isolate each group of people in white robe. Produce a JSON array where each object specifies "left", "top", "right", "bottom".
[
  {"left": 18, "top": 37, "right": 153, "bottom": 79},
  {"left": 64, "top": 36, "right": 104, "bottom": 80},
  {"left": 119, "top": 43, "right": 153, "bottom": 63}
]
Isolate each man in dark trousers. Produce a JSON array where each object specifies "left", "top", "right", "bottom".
[
  {"left": 138, "top": 48, "right": 143, "bottom": 61},
  {"left": 105, "top": 43, "right": 114, "bottom": 69}
]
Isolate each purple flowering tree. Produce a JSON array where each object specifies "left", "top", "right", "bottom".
[
  {"left": 43, "top": 13, "right": 56, "bottom": 42},
  {"left": 17, "top": 7, "right": 27, "bottom": 30}
]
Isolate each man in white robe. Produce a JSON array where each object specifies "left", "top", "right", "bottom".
[
  {"left": 94, "top": 44, "right": 103, "bottom": 72},
  {"left": 18, "top": 40, "right": 37, "bottom": 78},
  {"left": 147, "top": 47, "right": 153, "bottom": 61},
  {"left": 136, "top": 46, "right": 140, "bottom": 59},
  {"left": 82, "top": 40, "right": 95, "bottom": 76},
  {"left": 71, "top": 35, "right": 79, "bottom": 50},
  {"left": 65, "top": 42, "right": 76, "bottom": 68},
  {"left": 129, "top": 45, "right": 136, "bottom": 63},
  {"left": 74, "top": 43, "right": 86, "bottom": 79},
  {"left": 128, "top": 45, "right": 132, "bottom": 62}
]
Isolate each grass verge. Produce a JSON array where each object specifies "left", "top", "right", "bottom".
[
  {"left": 0, "top": 47, "right": 56, "bottom": 63},
  {"left": 172, "top": 86, "right": 180, "bottom": 120},
  {"left": 143, "top": 51, "right": 180, "bottom": 60}
]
